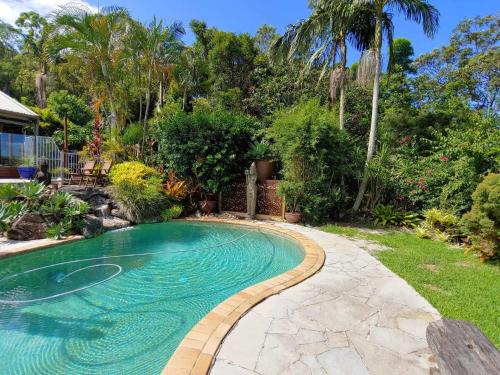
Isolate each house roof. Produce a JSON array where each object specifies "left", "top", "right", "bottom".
[{"left": 0, "top": 91, "right": 39, "bottom": 121}]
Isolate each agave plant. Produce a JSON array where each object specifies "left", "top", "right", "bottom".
[
  {"left": 62, "top": 201, "right": 90, "bottom": 218},
  {"left": 0, "top": 184, "right": 20, "bottom": 202},
  {"left": 0, "top": 202, "right": 28, "bottom": 232},
  {"left": 47, "top": 221, "right": 71, "bottom": 240},
  {"left": 18, "top": 182, "right": 46, "bottom": 207},
  {"left": 40, "top": 192, "right": 73, "bottom": 218}
]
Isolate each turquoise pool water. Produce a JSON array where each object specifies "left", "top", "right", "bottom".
[{"left": 0, "top": 222, "right": 304, "bottom": 375}]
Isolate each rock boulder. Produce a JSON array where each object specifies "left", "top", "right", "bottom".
[
  {"left": 7, "top": 213, "right": 48, "bottom": 241},
  {"left": 82, "top": 215, "right": 103, "bottom": 238}
]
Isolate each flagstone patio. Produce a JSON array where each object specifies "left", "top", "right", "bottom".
[{"left": 211, "top": 223, "right": 441, "bottom": 375}]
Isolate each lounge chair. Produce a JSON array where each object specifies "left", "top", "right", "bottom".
[
  {"left": 68, "top": 160, "right": 96, "bottom": 185},
  {"left": 85, "top": 159, "right": 113, "bottom": 187}
]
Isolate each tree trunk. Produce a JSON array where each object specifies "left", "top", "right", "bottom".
[
  {"left": 142, "top": 65, "right": 153, "bottom": 153},
  {"left": 107, "top": 87, "right": 118, "bottom": 140},
  {"left": 63, "top": 115, "right": 68, "bottom": 168},
  {"left": 182, "top": 87, "right": 188, "bottom": 112},
  {"left": 353, "top": 14, "right": 382, "bottom": 212},
  {"left": 339, "top": 38, "right": 347, "bottom": 130},
  {"left": 157, "top": 72, "right": 164, "bottom": 112},
  {"left": 139, "top": 95, "right": 143, "bottom": 122},
  {"left": 35, "top": 72, "right": 47, "bottom": 108}
]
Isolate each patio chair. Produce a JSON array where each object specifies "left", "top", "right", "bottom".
[
  {"left": 85, "top": 159, "right": 113, "bottom": 187},
  {"left": 68, "top": 160, "right": 96, "bottom": 186}
]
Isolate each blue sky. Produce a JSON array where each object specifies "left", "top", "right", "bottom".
[
  {"left": 106, "top": 0, "right": 499, "bottom": 63},
  {"left": 1, "top": 0, "right": 498, "bottom": 64}
]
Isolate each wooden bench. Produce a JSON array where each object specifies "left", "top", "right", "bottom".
[{"left": 427, "top": 319, "right": 500, "bottom": 375}]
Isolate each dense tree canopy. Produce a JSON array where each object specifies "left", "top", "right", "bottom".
[{"left": 0, "top": 4, "right": 497, "bottom": 225}]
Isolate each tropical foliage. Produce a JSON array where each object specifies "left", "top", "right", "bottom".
[
  {"left": 0, "top": 182, "right": 89, "bottom": 238},
  {"left": 0, "top": 3, "right": 498, "bottom": 259},
  {"left": 461, "top": 173, "right": 499, "bottom": 260}
]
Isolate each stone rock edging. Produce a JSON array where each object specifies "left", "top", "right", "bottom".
[{"left": 160, "top": 218, "right": 325, "bottom": 375}]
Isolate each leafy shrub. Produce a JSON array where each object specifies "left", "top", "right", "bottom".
[
  {"left": 461, "top": 173, "right": 499, "bottom": 260},
  {"left": 47, "top": 90, "right": 93, "bottom": 126},
  {"left": 277, "top": 181, "right": 304, "bottom": 213},
  {"left": 268, "top": 99, "right": 360, "bottom": 223},
  {"left": 153, "top": 110, "right": 257, "bottom": 194},
  {"left": 392, "top": 116, "right": 499, "bottom": 214},
  {"left": 372, "top": 205, "right": 403, "bottom": 226},
  {"left": 162, "top": 205, "right": 183, "bottom": 221},
  {"left": 163, "top": 171, "right": 191, "bottom": 201},
  {"left": 122, "top": 122, "right": 144, "bottom": 146},
  {"left": 371, "top": 204, "right": 421, "bottom": 227},
  {"left": 110, "top": 162, "right": 170, "bottom": 223},
  {"left": 415, "top": 208, "right": 461, "bottom": 243}
]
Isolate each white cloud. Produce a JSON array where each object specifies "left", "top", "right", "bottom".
[{"left": 0, "top": 0, "right": 97, "bottom": 24}]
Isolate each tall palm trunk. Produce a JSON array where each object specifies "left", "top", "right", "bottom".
[
  {"left": 353, "top": 13, "right": 382, "bottom": 212},
  {"left": 339, "top": 38, "right": 347, "bottom": 130},
  {"left": 106, "top": 86, "right": 119, "bottom": 139},
  {"left": 182, "top": 87, "right": 189, "bottom": 112},
  {"left": 142, "top": 65, "right": 153, "bottom": 153},
  {"left": 157, "top": 71, "right": 165, "bottom": 112},
  {"left": 35, "top": 64, "right": 47, "bottom": 108}
]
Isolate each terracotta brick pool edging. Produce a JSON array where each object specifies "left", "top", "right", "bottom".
[{"left": 161, "top": 218, "right": 326, "bottom": 375}]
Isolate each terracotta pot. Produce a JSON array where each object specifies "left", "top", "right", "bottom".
[
  {"left": 285, "top": 212, "right": 302, "bottom": 224},
  {"left": 199, "top": 200, "right": 217, "bottom": 214},
  {"left": 255, "top": 160, "right": 274, "bottom": 183}
]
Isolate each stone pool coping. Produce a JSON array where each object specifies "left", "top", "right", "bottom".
[
  {"left": 0, "top": 236, "right": 83, "bottom": 259},
  {"left": 161, "top": 218, "right": 325, "bottom": 375}
]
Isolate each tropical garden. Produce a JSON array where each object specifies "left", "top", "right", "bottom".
[{"left": 0, "top": 0, "right": 498, "bottom": 342}]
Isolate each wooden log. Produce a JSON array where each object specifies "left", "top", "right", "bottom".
[{"left": 426, "top": 319, "right": 500, "bottom": 375}]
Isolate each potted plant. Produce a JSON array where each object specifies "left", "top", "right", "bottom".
[
  {"left": 278, "top": 181, "right": 304, "bottom": 224},
  {"left": 248, "top": 141, "right": 275, "bottom": 182},
  {"left": 17, "top": 155, "right": 38, "bottom": 180}
]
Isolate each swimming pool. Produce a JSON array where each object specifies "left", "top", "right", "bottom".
[{"left": 0, "top": 221, "right": 304, "bottom": 375}]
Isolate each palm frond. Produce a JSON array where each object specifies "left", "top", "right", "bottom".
[{"left": 386, "top": 0, "right": 439, "bottom": 37}]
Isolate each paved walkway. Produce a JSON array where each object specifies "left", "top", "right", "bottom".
[{"left": 211, "top": 223, "right": 441, "bottom": 375}]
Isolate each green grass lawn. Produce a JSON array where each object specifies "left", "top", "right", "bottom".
[{"left": 321, "top": 224, "right": 500, "bottom": 347}]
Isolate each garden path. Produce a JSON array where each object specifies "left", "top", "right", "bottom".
[{"left": 211, "top": 223, "right": 441, "bottom": 375}]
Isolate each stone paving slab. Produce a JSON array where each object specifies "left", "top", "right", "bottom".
[{"left": 212, "top": 223, "right": 441, "bottom": 375}]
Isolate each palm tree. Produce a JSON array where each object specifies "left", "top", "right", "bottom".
[
  {"left": 15, "top": 12, "right": 51, "bottom": 108},
  {"left": 175, "top": 46, "right": 208, "bottom": 112},
  {"left": 128, "top": 17, "right": 184, "bottom": 149},
  {"left": 51, "top": 5, "right": 130, "bottom": 135},
  {"left": 272, "top": 0, "right": 374, "bottom": 129},
  {"left": 352, "top": 0, "right": 439, "bottom": 211}
]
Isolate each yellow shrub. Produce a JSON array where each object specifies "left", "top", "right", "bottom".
[{"left": 109, "top": 161, "right": 161, "bottom": 186}]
